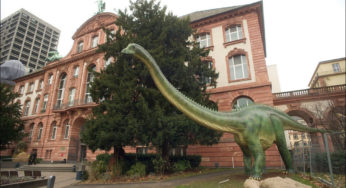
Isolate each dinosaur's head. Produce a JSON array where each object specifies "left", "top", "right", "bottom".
[{"left": 121, "top": 43, "right": 138, "bottom": 55}]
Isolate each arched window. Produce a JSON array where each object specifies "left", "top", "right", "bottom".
[
  {"left": 51, "top": 122, "right": 57, "bottom": 140},
  {"left": 37, "top": 123, "right": 43, "bottom": 140},
  {"left": 33, "top": 97, "right": 40, "bottom": 114},
  {"left": 225, "top": 25, "right": 243, "bottom": 42},
  {"left": 85, "top": 65, "right": 96, "bottom": 103},
  {"left": 64, "top": 120, "right": 70, "bottom": 139},
  {"left": 24, "top": 100, "right": 31, "bottom": 116},
  {"left": 232, "top": 96, "right": 253, "bottom": 111},
  {"left": 77, "top": 41, "right": 84, "bottom": 53},
  {"left": 56, "top": 73, "right": 67, "bottom": 108},
  {"left": 197, "top": 33, "right": 211, "bottom": 48},
  {"left": 42, "top": 94, "right": 48, "bottom": 112},
  {"left": 29, "top": 123, "right": 35, "bottom": 141},
  {"left": 229, "top": 54, "right": 248, "bottom": 81}
]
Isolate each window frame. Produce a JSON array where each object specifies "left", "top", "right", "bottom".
[
  {"left": 91, "top": 35, "right": 99, "bottom": 48},
  {"left": 77, "top": 41, "right": 84, "bottom": 53},
  {"left": 33, "top": 97, "right": 40, "bottom": 114},
  {"left": 197, "top": 33, "right": 212, "bottom": 48},
  {"left": 42, "top": 94, "right": 48, "bottom": 112},
  {"left": 64, "top": 122, "right": 70, "bottom": 139},
  {"left": 73, "top": 66, "right": 79, "bottom": 77},
  {"left": 332, "top": 63, "right": 341, "bottom": 72},
  {"left": 84, "top": 65, "right": 96, "bottom": 103},
  {"left": 24, "top": 100, "right": 31, "bottom": 116},
  {"left": 226, "top": 49, "right": 251, "bottom": 83},
  {"left": 232, "top": 96, "right": 254, "bottom": 111},
  {"left": 225, "top": 25, "right": 243, "bottom": 42},
  {"left": 37, "top": 123, "right": 43, "bottom": 140},
  {"left": 51, "top": 122, "right": 57, "bottom": 140},
  {"left": 48, "top": 74, "right": 53, "bottom": 85},
  {"left": 68, "top": 88, "right": 76, "bottom": 106},
  {"left": 56, "top": 73, "right": 67, "bottom": 108}
]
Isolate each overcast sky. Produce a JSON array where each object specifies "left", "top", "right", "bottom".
[{"left": 1, "top": 0, "right": 345, "bottom": 92}]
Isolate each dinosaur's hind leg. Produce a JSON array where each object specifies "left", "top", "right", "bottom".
[{"left": 271, "top": 116, "right": 294, "bottom": 174}]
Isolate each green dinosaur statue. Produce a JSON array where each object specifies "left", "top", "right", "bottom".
[{"left": 121, "top": 43, "right": 329, "bottom": 179}]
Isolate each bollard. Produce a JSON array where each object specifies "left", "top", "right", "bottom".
[{"left": 47, "top": 175, "right": 55, "bottom": 188}]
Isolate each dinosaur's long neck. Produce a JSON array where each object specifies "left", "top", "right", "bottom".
[{"left": 133, "top": 48, "right": 242, "bottom": 133}]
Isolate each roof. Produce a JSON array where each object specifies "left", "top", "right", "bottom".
[{"left": 181, "top": 5, "right": 244, "bottom": 22}]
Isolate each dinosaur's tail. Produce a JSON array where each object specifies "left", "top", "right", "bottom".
[{"left": 272, "top": 112, "right": 328, "bottom": 133}]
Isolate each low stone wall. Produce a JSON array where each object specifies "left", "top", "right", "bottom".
[{"left": 0, "top": 178, "right": 47, "bottom": 188}]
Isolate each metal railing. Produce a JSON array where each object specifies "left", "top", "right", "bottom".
[{"left": 273, "top": 84, "right": 346, "bottom": 99}]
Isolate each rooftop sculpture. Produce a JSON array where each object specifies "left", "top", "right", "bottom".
[{"left": 122, "top": 43, "right": 330, "bottom": 179}]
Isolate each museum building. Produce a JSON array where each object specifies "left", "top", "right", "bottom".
[{"left": 4, "top": 1, "right": 283, "bottom": 167}]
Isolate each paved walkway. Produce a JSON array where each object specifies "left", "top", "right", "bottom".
[
  {"left": 66, "top": 169, "right": 241, "bottom": 188},
  {"left": 1, "top": 168, "right": 80, "bottom": 188}
]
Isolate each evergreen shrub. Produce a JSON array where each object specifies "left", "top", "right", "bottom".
[{"left": 313, "top": 150, "right": 345, "bottom": 174}]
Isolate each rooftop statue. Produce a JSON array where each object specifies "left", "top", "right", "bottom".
[
  {"left": 121, "top": 43, "right": 330, "bottom": 180},
  {"left": 46, "top": 51, "right": 62, "bottom": 62},
  {"left": 97, "top": 0, "right": 106, "bottom": 14}
]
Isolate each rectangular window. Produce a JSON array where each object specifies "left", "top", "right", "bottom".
[
  {"left": 104, "top": 58, "right": 112, "bottom": 68},
  {"left": 229, "top": 55, "right": 248, "bottom": 80},
  {"left": 64, "top": 124, "right": 70, "bottom": 139},
  {"left": 77, "top": 42, "right": 83, "bottom": 53},
  {"left": 29, "top": 83, "right": 34, "bottom": 92},
  {"left": 39, "top": 80, "right": 44, "bottom": 89},
  {"left": 197, "top": 33, "right": 211, "bottom": 48},
  {"left": 92, "top": 36, "right": 99, "bottom": 48},
  {"left": 42, "top": 94, "right": 48, "bottom": 112},
  {"left": 68, "top": 88, "right": 76, "bottom": 106},
  {"left": 74, "top": 66, "right": 79, "bottom": 77},
  {"left": 48, "top": 74, "right": 53, "bottom": 85},
  {"left": 226, "top": 25, "right": 243, "bottom": 42},
  {"left": 332, "top": 63, "right": 341, "bottom": 72},
  {"left": 19, "top": 85, "right": 24, "bottom": 94}
]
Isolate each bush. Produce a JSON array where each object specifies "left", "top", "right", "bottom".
[
  {"left": 313, "top": 150, "right": 345, "bottom": 174},
  {"left": 126, "top": 162, "right": 146, "bottom": 178},
  {"left": 91, "top": 160, "right": 108, "bottom": 179},
  {"left": 172, "top": 160, "right": 191, "bottom": 172},
  {"left": 14, "top": 141, "right": 27, "bottom": 154},
  {"left": 152, "top": 156, "right": 168, "bottom": 175},
  {"left": 13, "top": 152, "right": 29, "bottom": 162},
  {"left": 96, "top": 153, "right": 111, "bottom": 164},
  {"left": 170, "top": 155, "right": 201, "bottom": 169}
]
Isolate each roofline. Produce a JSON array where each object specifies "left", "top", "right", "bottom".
[
  {"left": 186, "top": 1, "right": 266, "bottom": 57},
  {"left": 72, "top": 12, "right": 117, "bottom": 39},
  {"left": 308, "top": 57, "right": 346, "bottom": 87},
  {"left": 1, "top": 8, "right": 61, "bottom": 33}
]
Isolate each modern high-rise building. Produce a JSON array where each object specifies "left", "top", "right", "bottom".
[{"left": 0, "top": 9, "right": 60, "bottom": 70}]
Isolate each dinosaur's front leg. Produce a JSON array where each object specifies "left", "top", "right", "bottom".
[
  {"left": 246, "top": 136, "right": 265, "bottom": 180},
  {"left": 239, "top": 145, "right": 252, "bottom": 176}
]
